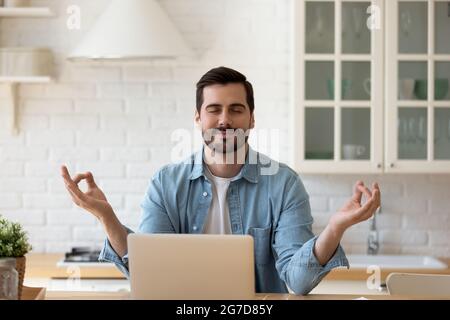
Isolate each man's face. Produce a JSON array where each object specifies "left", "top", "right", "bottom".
[{"left": 195, "top": 83, "right": 255, "bottom": 154}]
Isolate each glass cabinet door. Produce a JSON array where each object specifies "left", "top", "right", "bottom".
[
  {"left": 293, "top": 0, "right": 383, "bottom": 173},
  {"left": 386, "top": 0, "right": 450, "bottom": 172}
]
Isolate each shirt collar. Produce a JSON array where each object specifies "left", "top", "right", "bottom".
[{"left": 189, "top": 144, "right": 259, "bottom": 183}]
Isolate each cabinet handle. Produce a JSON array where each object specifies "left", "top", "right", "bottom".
[
  {"left": 377, "top": 163, "right": 382, "bottom": 169},
  {"left": 390, "top": 163, "right": 395, "bottom": 168}
]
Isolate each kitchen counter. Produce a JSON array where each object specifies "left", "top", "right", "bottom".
[
  {"left": 325, "top": 258, "right": 450, "bottom": 281},
  {"left": 22, "top": 254, "right": 450, "bottom": 299},
  {"left": 25, "top": 253, "right": 125, "bottom": 279},
  {"left": 24, "top": 253, "right": 450, "bottom": 281},
  {"left": 22, "top": 288, "right": 444, "bottom": 300}
]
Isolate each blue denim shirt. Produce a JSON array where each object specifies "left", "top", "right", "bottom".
[{"left": 99, "top": 145, "right": 349, "bottom": 295}]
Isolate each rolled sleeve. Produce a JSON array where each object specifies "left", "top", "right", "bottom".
[
  {"left": 98, "top": 226, "right": 135, "bottom": 278},
  {"left": 285, "top": 235, "right": 349, "bottom": 295}
]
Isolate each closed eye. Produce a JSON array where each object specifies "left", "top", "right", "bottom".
[
  {"left": 206, "top": 106, "right": 221, "bottom": 113},
  {"left": 230, "top": 106, "right": 245, "bottom": 113}
]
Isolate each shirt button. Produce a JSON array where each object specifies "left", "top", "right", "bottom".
[{"left": 202, "top": 192, "right": 208, "bottom": 197}]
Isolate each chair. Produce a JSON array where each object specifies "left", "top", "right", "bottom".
[{"left": 386, "top": 273, "right": 450, "bottom": 298}]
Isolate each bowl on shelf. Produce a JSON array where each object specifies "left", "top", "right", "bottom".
[{"left": 414, "top": 78, "right": 449, "bottom": 100}]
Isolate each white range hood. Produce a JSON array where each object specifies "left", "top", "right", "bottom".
[{"left": 68, "top": 0, "right": 192, "bottom": 60}]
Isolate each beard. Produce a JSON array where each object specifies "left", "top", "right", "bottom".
[{"left": 202, "top": 128, "right": 249, "bottom": 155}]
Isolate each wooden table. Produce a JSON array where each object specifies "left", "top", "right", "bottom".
[
  {"left": 22, "top": 254, "right": 450, "bottom": 300},
  {"left": 25, "top": 254, "right": 450, "bottom": 281},
  {"left": 22, "top": 287, "right": 446, "bottom": 300},
  {"left": 324, "top": 258, "right": 450, "bottom": 281},
  {"left": 25, "top": 253, "right": 124, "bottom": 279}
]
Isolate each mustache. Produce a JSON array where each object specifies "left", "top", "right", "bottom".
[
  {"left": 202, "top": 128, "right": 249, "bottom": 140},
  {"left": 216, "top": 126, "right": 234, "bottom": 131}
]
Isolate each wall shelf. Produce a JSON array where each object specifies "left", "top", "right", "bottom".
[
  {"left": 0, "top": 76, "right": 52, "bottom": 83},
  {"left": 0, "top": 77, "right": 52, "bottom": 135},
  {"left": 0, "top": 7, "right": 54, "bottom": 18},
  {"left": 0, "top": 6, "right": 55, "bottom": 135}
]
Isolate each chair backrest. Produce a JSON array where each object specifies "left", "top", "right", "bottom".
[{"left": 386, "top": 273, "right": 450, "bottom": 297}]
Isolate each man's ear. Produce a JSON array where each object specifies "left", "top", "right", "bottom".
[
  {"left": 250, "top": 112, "right": 255, "bottom": 129},
  {"left": 194, "top": 110, "right": 201, "bottom": 128}
]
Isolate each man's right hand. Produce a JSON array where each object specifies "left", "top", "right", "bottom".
[{"left": 61, "top": 165, "right": 114, "bottom": 222}]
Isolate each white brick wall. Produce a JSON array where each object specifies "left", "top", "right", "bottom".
[{"left": 0, "top": 0, "right": 449, "bottom": 257}]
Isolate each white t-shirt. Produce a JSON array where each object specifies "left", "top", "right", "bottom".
[{"left": 203, "top": 166, "right": 238, "bottom": 234}]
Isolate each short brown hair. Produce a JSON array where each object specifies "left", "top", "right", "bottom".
[{"left": 196, "top": 66, "right": 254, "bottom": 114}]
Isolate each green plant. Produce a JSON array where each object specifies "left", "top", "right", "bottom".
[{"left": 0, "top": 215, "right": 32, "bottom": 257}]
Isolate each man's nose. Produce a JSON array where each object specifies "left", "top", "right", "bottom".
[{"left": 218, "top": 110, "right": 233, "bottom": 127}]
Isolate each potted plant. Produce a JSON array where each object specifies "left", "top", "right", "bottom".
[{"left": 0, "top": 215, "right": 32, "bottom": 299}]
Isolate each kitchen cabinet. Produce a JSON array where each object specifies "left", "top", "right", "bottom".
[
  {"left": 292, "top": 0, "right": 450, "bottom": 173},
  {"left": 386, "top": 0, "right": 450, "bottom": 172}
]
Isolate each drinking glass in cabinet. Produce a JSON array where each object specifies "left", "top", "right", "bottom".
[
  {"left": 398, "top": 108, "right": 427, "bottom": 160},
  {"left": 434, "top": 108, "right": 450, "bottom": 160},
  {"left": 342, "top": 2, "right": 371, "bottom": 54},
  {"left": 305, "top": 2, "right": 335, "bottom": 54},
  {"left": 398, "top": 2, "right": 428, "bottom": 54},
  {"left": 435, "top": 2, "right": 450, "bottom": 55}
]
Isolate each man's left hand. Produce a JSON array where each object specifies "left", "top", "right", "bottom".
[{"left": 329, "top": 181, "right": 381, "bottom": 234}]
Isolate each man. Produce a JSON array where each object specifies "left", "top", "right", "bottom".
[{"left": 61, "top": 66, "right": 380, "bottom": 295}]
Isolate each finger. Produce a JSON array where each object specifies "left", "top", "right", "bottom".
[
  {"left": 65, "top": 186, "right": 83, "bottom": 207},
  {"left": 61, "top": 165, "right": 74, "bottom": 183},
  {"left": 373, "top": 182, "right": 381, "bottom": 208},
  {"left": 357, "top": 185, "right": 373, "bottom": 201},
  {"left": 64, "top": 172, "right": 86, "bottom": 201},
  {"left": 85, "top": 172, "right": 98, "bottom": 189},
  {"left": 66, "top": 184, "right": 97, "bottom": 212},
  {"left": 352, "top": 181, "right": 364, "bottom": 202},
  {"left": 61, "top": 166, "right": 91, "bottom": 208},
  {"left": 73, "top": 172, "right": 98, "bottom": 189},
  {"left": 65, "top": 181, "right": 85, "bottom": 201},
  {"left": 372, "top": 187, "right": 381, "bottom": 212},
  {"left": 61, "top": 166, "right": 81, "bottom": 191},
  {"left": 355, "top": 197, "right": 377, "bottom": 220},
  {"left": 360, "top": 189, "right": 380, "bottom": 220},
  {"left": 73, "top": 173, "right": 90, "bottom": 185}
]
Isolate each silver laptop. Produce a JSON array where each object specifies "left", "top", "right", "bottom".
[{"left": 127, "top": 233, "right": 255, "bottom": 300}]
